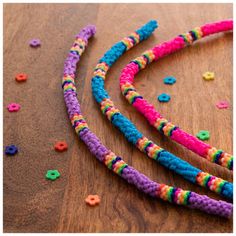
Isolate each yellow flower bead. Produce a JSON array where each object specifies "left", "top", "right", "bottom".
[{"left": 203, "top": 71, "right": 215, "bottom": 80}]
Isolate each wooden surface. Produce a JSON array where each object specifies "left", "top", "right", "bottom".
[{"left": 3, "top": 3, "right": 233, "bottom": 233}]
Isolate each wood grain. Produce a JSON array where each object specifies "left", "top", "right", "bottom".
[{"left": 3, "top": 3, "right": 233, "bottom": 233}]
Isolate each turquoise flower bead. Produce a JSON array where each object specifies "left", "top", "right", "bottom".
[
  {"left": 158, "top": 93, "right": 171, "bottom": 102},
  {"left": 163, "top": 76, "right": 176, "bottom": 85}
]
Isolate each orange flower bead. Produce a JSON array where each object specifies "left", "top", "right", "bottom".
[
  {"left": 54, "top": 141, "right": 68, "bottom": 152},
  {"left": 15, "top": 73, "right": 28, "bottom": 82},
  {"left": 85, "top": 195, "right": 100, "bottom": 206}
]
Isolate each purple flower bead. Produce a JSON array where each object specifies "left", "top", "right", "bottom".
[{"left": 29, "top": 39, "right": 41, "bottom": 47}]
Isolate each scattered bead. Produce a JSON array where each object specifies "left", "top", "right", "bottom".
[
  {"left": 196, "top": 130, "right": 210, "bottom": 141},
  {"left": 29, "top": 39, "right": 41, "bottom": 47},
  {"left": 45, "top": 170, "right": 60, "bottom": 181},
  {"left": 5, "top": 145, "right": 18, "bottom": 156},
  {"left": 203, "top": 71, "right": 214, "bottom": 81},
  {"left": 7, "top": 103, "right": 21, "bottom": 112},
  {"left": 85, "top": 195, "right": 100, "bottom": 206},
  {"left": 15, "top": 73, "right": 28, "bottom": 82},
  {"left": 54, "top": 141, "right": 68, "bottom": 152},
  {"left": 157, "top": 93, "right": 171, "bottom": 103},
  {"left": 163, "top": 76, "right": 176, "bottom": 85},
  {"left": 216, "top": 101, "right": 229, "bottom": 109}
]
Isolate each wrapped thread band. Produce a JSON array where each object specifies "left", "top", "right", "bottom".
[
  {"left": 119, "top": 19, "right": 233, "bottom": 171},
  {"left": 91, "top": 21, "right": 233, "bottom": 200},
  {"left": 63, "top": 23, "right": 232, "bottom": 218}
]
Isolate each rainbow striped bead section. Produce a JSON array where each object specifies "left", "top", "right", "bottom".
[
  {"left": 157, "top": 184, "right": 191, "bottom": 205},
  {"left": 179, "top": 27, "right": 203, "bottom": 45},
  {"left": 207, "top": 147, "right": 233, "bottom": 170},
  {"left": 154, "top": 118, "right": 177, "bottom": 137},
  {"left": 196, "top": 172, "right": 227, "bottom": 193},
  {"left": 62, "top": 75, "right": 76, "bottom": 93},
  {"left": 125, "top": 90, "right": 143, "bottom": 105},
  {"left": 131, "top": 49, "right": 155, "bottom": 70},
  {"left": 121, "top": 32, "right": 140, "bottom": 50},
  {"left": 120, "top": 82, "right": 136, "bottom": 97},
  {"left": 70, "top": 38, "right": 86, "bottom": 55},
  {"left": 142, "top": 50, "right": 155, "bottom": 64},
  {"left": 120, "top": 83, "right": 143, "bottom": 105},
  {"left": 136, "top": 136, "right": 164, "bottom": 160},
  {"left": 71, "top": 113, "right": 89, "bottom": 134},
  {"left": 104, "top": 152, "right": 128, "bottom": 175},
  {"left": 101, "top": 98, "right": 120, "bottom": 121},
  {"left": 94, "top": 62, "right": 109, "bottom": 80}
]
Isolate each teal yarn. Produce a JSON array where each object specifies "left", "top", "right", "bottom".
[
  {"left": 91, "top": 20, "right": 232, "bottom": 200},
  {"left": 91, "top": 76, "right": 110, "bottom": 103},
  {"left": 111, "top": 113, "right": 143, "bottom": 145},
  {"left": 136, "top": 20, "right": 158, "bottom": 41},
  {"left": 221, "top": 183, "right": 233, "bottom": 199},
  {"left": 99, "top": 42, "right": 126, "bottom": 66},
  {"left": 158, "top": 151, "right": 201, "bottom": 183}
]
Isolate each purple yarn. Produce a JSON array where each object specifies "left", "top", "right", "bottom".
[
  {"left": 62, "top": 25, "right": 233, "bottom": 218},
  {"left": 79, "top": 128, "right": 109, "bottom": 162},
  {"left": 122, "top": 166, "right": 159, "bottom": 197},
  {"left": 64, "top": 91, "right": 81, "bottom": 118},
  {"left": 189, "top": 192, "right": 232, "bottom": 218},
  {"left": 76, "top": 25, "right": 96, "bottom": 45}
]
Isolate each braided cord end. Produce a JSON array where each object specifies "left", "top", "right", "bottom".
[
  {"left": 136, "top": 20, "right": 158, "bottom": 41},
  {"left": 76, "top": 25, "right": 96, "bottom": 44}
]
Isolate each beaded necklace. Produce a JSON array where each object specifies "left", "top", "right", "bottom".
[
  {"left": 63, "top": 24, "right": 232, "bottom": 218},
  {"left": 119, "top": 20, "right": 233, "bottom": 172},
  {"left": 91, "top": 21, "right": 233, "bottom": 200}
]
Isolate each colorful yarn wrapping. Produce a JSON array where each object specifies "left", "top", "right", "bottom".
[
  {"left": 119, "top": 19, "right": 233, "bottom": 171},
  {"left": 91, "top": 21, "right": 233, "bottom": 200},
  {"left": 63, "top": 23, "right": 232, "bottom": 218}
]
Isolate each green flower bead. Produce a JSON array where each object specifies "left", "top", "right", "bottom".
[
  {"left": 196, "top": 130, "right": 210, "bottom": 141},
  {"left": 45, "top": 170, "right": 60, "bottom": 181}
]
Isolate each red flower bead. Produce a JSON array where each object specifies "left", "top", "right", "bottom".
[
  {"left": 15, "top": 73, "right": 28, "bottom": 82},
  {"left": 54, "top": 141, "right": 68, "bottom": 152}
]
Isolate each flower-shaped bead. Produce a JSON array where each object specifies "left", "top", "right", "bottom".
[
  {"left": 7, "top": 103, "right": 21, "bottom": 112},
  {"left": 196, "top": 130, "right": 210, "bottom": 141},
  {"left": 158, "top": 93, "right": 171, "bottom": 103},
  {"left": 45, "top": 170, "right": 60, "bottom": 181},
  {"left": 54, "top": 141, "right": 68, "bottom": 152},
  {"left": 163, "top": 76, "right": 176, "bottom": 85},
  {"left": 5, "top": 145, "right": 18, "bottom": 156},
  {"left": 216, "top": 101, "right": 229, "bottom": 109},
  {"left": 203, "top": 72, "right": 214, "bottom": 81},
  {"left": 29, "top": 39, "right": 41, "bottom": 47},
  {"left": 15, "top": 73, "right": 28, "bottom": 82},
  {"left": 85, "top": 195, "right": 100, "bottom": 206}
]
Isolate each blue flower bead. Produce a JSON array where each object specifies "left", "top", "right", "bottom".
[
  {"left": 158, "top": 93, "right": 171, "bottom": 102},
  {"left": 163, "top": 76, "right": 176, "bottom": 85},
  {"left": 5, "top": 145, "right": 18, "bottom": 156}
]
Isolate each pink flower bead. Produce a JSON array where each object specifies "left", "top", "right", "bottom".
[
  {"left": 216, "top": 101, "right": 229, "bottom": 109},
  {"left": 7, "top": 103, "right": 21, "bottom": 112}
]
